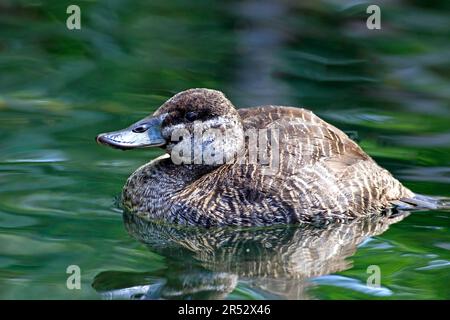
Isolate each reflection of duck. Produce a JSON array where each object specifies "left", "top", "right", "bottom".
[
  {"left": 93, "top": 210, "right": 408, "bottom": 299},
  {"left": 96, "top": 88, "right": 421, "bottom": 227}
]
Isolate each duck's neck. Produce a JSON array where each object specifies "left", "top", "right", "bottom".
[{"left": 122, "top": 154, "right": 220, "bottom": 218}]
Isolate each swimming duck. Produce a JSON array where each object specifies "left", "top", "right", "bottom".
[{"left": 96, "top": 88, "right": 418, "bottom": 227}]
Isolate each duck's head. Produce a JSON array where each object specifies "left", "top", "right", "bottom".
[{"left": 96, "top": 88, "right": 244, "bottom": 164}]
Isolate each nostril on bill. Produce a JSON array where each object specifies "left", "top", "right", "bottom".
[{"left": 132, "top": 125, "right": 148, "bottom": 133}]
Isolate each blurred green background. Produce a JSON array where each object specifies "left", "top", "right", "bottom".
[{"left": 0, "top": 0, "right": 449, "bottom": 299}]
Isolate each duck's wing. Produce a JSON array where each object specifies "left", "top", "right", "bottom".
[
  {"left": 241, "top": 106, "right": 410, "bottom": 181},
  {"left": 238, "top": 106, "right": 370, "bottom": 168},
  {"left": 236, "top": 106, "right": 412, "bottom": 219}
]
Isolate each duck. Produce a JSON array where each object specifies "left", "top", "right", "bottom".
[{"left": 96, "top": 88, "right": 422, "bottom": 227}]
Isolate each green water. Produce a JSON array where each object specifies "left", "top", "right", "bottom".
[{"left": 0, "top": 0, "right": 449, "bottom": 299}]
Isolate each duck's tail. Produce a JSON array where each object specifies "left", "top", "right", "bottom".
[{"left": 393, "top": 194, "right": 450, "bottom": 211}]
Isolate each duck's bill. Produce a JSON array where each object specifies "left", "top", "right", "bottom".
[{"left": 96, "top": 115, "right": 166, "bottom": 150}]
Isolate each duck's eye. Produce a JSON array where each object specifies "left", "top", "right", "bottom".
[{"left": 185, "top": 111, "right": 199, "bottom": 122}]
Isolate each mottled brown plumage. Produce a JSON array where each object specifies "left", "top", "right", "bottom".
[{"left": 111, "top": 88, "right": 416, "bottom": 227}]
